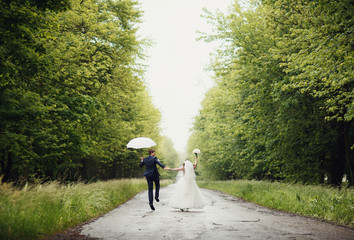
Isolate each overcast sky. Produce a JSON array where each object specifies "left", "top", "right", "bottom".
[{"left": 138, "top": 0, "right": 232, "bottom": 152}]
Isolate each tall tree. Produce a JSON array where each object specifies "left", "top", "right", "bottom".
[
  {"left": 189, "top": 0, "right": 353, "bottom": 185},
  {"left": 263, "top": 0, "right": 353, "bottom": 184},
  {"left": 0, "top": 0, "right": 70, "bottom": 181},
  {"left": 0, "top": 0, "right": 164, "bottom": 182},
  {"left": 157, "top": 136, "right": 180, "bottom": 179}
]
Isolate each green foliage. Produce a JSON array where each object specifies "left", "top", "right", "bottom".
[
  {"left": 157, "top": 136, "right": 180, "bottom": 179},
  {"left": 267, "top": 0, "right": 353, "bottom": 122},
  {"left": 189, "top": 0, "right": 353, "bottom": 185},
  {"left": 0, "top": 0, "right": 69, "bottom": 87},
  {"left": 0, "top": 0, "right": 166, "bottom": 182},
  {"left": 0, "top": 179, "right": 171, "bottom": 240},
  {"left": 199, "top": 180, "right": 354, "bottom": 227}
]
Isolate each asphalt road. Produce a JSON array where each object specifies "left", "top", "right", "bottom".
[{"left": 80, "top": 184, "right": 354, "bottom": 240}]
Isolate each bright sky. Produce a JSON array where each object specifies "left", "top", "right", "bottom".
[{"left": 138, "top": 0, "right": 232, "bottom": 152}]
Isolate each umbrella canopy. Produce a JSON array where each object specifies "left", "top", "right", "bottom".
[{"left": 127, "top": 137, "right": 156, "bottom": 149}]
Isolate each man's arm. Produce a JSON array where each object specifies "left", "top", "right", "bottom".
[
  {"left": 155, "top": 158, "right": 166, "bottom": 169},
  {"left": 139, "top": 157, "right": 144, "bottom": 168}
]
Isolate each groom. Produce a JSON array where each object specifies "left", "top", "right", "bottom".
[{"left": 140, "top": 149, "right": 169, "bottom": 210}]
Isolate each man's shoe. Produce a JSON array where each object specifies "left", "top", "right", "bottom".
[
  {"left": 149, "top": 204, "right": 155, "bottom": 211},
  {"left": 155, "top": 197, "right": 159, "bottom": 202}
]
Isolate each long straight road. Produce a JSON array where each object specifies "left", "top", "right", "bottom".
[{"left": 80, "top": 184, "right": 354, "bottom": 240}]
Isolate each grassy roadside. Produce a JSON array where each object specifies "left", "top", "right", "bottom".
[
  {"left": 0, "top": 179, "right": 171, "bottom": 240},
  {"left": 199, "top": 180, "right": 354, "bottom": 227}
]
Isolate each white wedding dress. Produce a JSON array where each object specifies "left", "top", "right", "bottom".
[{"left": 169, "top": 160, "right": 206, "bottom": 210}]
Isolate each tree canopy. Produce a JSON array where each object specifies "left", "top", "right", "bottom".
[
  {"left": 189, "top": 0, "right": 353, "bottom": 185},
  {"left": 0, "top": 0, "right": 167, "bottom": 182}
]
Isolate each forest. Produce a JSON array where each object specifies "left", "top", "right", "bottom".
[
  {"left": 1, "top": 0, "right": 353, "bottom": 186},
  {"left": 188, "top": 0, "right": 353, "bottom": 186},
  {"left": 0, "top": 0, "right": 179, "bottom": 183}
]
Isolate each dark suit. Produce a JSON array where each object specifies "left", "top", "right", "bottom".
[{"left": 140, "top": 155, "right": 165, "bottom": 205}]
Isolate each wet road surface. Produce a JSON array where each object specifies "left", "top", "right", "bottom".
[{"left": 80, "top": 184, "right": 354, "bottom": 240}]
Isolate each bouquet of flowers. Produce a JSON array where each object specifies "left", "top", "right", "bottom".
[{"left": 192, "top": 148, "right": 201, "bottom": 156}]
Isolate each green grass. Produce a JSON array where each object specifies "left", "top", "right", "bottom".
[
  {"left": 0, "top": 179, "right": 171, "bottom": 240},
  {"left": 199, "top": 180, "right": 354, "bottom": 227}
]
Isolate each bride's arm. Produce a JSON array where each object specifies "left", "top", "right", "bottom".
[
  {"left": 193, "top": 154, "right": 198, "bottom": 169},
  {"left": 169, "top": 166, "right": 184, "bottom": 171}
]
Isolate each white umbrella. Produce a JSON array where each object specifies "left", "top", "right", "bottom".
[{"left": 127, "top": 137, "right": 156, "bottom": 149}]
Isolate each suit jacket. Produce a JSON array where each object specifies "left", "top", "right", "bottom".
[{"left": 139, "top": 155, "right": 165, "bottom": 178}]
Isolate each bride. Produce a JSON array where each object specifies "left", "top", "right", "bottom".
[{"left": 168, "top": 149, "right": 206, "bottom": 211}]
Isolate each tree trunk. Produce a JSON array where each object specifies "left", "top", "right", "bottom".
[
  {"left": 0, "top": 152, "right": 6, "bottom": 182},
  {"left": 1, "top": 149, "right": 13, "bottom": 182},
  {"left": 344, "top": 122, "right": 353, "bottom": 186},
  {"left": 329, "top": 123, "right": 347, "bottom": 186},
  {"left": 81, "top": 158, "right": 87, "bottom": 180}
]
